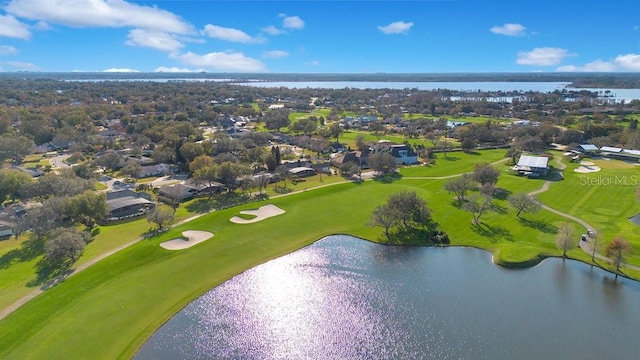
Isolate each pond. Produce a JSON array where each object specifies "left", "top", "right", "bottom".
[{"left": 135, "top": 235, "right": 640, "bottom": 359}]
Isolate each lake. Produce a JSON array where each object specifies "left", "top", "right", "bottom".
[{"left": 135, "top": 235, "right": 640, "bottom": 360}]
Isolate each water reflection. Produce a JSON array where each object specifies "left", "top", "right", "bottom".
[{"left": 136, "top": 235, "right": 640, "bottom": 359}]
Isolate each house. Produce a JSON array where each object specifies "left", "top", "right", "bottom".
[
  {"left": 514, "top": 155, "right": 549, "bottom": 177},
  {"left": 0, "top": 220, "right": 15, "bottom": 239},
  {"left": 371, "top": 143, "right": 419, "bottom": 165},
  {"left": 139, "top": 163, "right": 171, "bottom": 178},
  {"left": 330, "top": 151, "right": 369, "bottom": 169},
  {"left": 158, "top": 180, "right": 225, "bottom": 202},
  {"left": 105, "top": 189, "right": 154, "bottom": 221}
]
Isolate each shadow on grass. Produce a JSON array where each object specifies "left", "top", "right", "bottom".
[
  {"left": 545, "top": 170, "right": 565, "bottom": 182},
  {"left": 518, "top": 217, "right": 558, "bottom": 234},
  {"left": 440, "top": 155, "right": 460, "bottom": 161},
  {"left": 491, "top": 202, "right": 509, "bottom": 214},
  {"left": 27, "top": 258, "right": 74, "bottom": 289},
  {"left": 373, "top": 173, "right": 403, "bottom": 184},
  {"left": 185, "top": 192, "right": 250, "bottom": 213},
  {"left": 382, "top": 224, "right": 449, "bottom": 246},
  {"left": 493, "top": 188, "right": 512, "bottom": 201},
  {"left": 0, "top": 234, "right": 44, "bottom": 269},
  {"left": 471, "top": 222, "right": 513, "bottom": 242}
]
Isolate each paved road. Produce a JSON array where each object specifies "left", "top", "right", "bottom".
[{"left": 49, "top": 154, "right": 71, "bottom": 169}]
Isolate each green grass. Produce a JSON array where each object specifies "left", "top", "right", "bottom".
[
  {"left": 538, "top": 162, "right": 640, "bottom": 263},
  {"left": 340, "top": 130, "right": 460, "bottom": 149},
  {"left": 1, "top": 150, "right": 639, "bottom": 359},
  {"left": 399, "top": 149, "right": 508, "bottom": 177}
]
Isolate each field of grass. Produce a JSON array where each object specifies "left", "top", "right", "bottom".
[
  {"left": 1, "top": 149, "right": 639, "bottom": 358},
  {"left": 340, "top": 130, "right": 460, "bottom": 149},
  {"left": 538, "top": 160, "right": 640, "bottom": 264},
  {"left": 402, "top": 113, "right": 514, "bottom": 125},
  {"left": 399, "top": 149, "right": 508, "bottom": 177}
]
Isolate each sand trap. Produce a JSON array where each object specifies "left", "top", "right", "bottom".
[
  {"left": 574, "top": 160, "right": 601, "bottom": 173},
  {"left": 160, "top": 230, "right": 213, "bottom": 250},
  {"left": 230, "top": 204, "right": 285, "bottom": 224}
]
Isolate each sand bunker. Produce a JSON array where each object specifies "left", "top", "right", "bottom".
[
  {"left": 160, "top": 230, "right": 213, "bottom": 250},
  {"left": 574, "top": 160, "right": 601, "bottom": 173},
  {"left": 230, "top": 204, "right": 285, "bottom": 224}
]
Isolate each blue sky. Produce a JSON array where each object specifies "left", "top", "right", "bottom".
[{"left": 0, "top": 0, "right": 639, "bottom": 73}]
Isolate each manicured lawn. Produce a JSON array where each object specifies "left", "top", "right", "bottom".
[
  {"left": 340, "top": 130, "right": 460, "bottom": 149},
  {"left": 1, "top": 149, "right": 639, "bottom": 359},
  {"left": 538, "top": 161, "right": 640, "bottom": 264},
  {"left": 399, "top": 149, "right": 508, "bottom": 177}
]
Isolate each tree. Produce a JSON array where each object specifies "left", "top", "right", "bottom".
[
  {"left": 473, "top": 162, "right": 500, "bottom": 186},
  {"left": 339, "top": 161, "right": 361, "bottom": 178},
  {"left": 590, "top": 230, "right": 600, "bottom": 263},
  {"left": 179, "top": 142, "right": 205, "bottom": 164},
  {"left": 65, "top": 191, "right": 108, "bottom": 229},
  {"left": 507, "top": 192, "right": 541, "bottom": 218},
  {"left": 327, "top": 122, "right": 343, "bottom": 143},
  {"left": 463, "top": 194, "right": 493, "bottom": 224},
  {"left": 605, "top": 236, "right": 632, "bottom": 277},
  {"left": 275, "top": 165, "right": 290, "bottom": 189},
  {"left": 16, "top": 197, "right": 66, "bottom": 239},
  {"left": 555, "top": 223, "right": 574, "bottom": 258},
  {"left": 44, "top": 227, "right": 90, "bottom": 264},
  {"left": 460, "top": 137, "right": 477, "bottom": 152},
  {"left": 505, "top": 147, "right": 522, "bottom": 165},
  {"left": 120, "top": 162, "right": 142, "bottom": 180},
  {"left": 386, "top": 190, "right": 431, "bottom": 231},
  {"left": 369, "top": 203, "right": 400, "bottom": 240},
  {"left": 216, "top": 161, "right": 249, "bottom": 190},
  {"left": 189, "top": 154, "right": 214, "bottom": 174},
  {"left": 193, "top": 164, "right": 222, "bottom": 197},
  {"left": 0, "top": 169, "right": 32, "bottom": 204},
  {"left": 146, "top": 206, "right": 175, "bottom": 232},
  {"left": 355, "top": 135, "right": 367, "bottom": 152},
  {"left": 368, "top": 190, "right": 432, "bottom": 240},
  {"left": 264, "top": 108, "right": 290, "bottom": 131},
  {"left": 0, "top": 135, "right": 35, "bottom": 163},
  {"left": 443, "top": 173, "right": 475, "bottom": 201},
  {"left": 368, "top": 152, "right": 397, "bottom": 175},
  {"left": 95, "top": 152, "right": 123, "bottom": 173}
]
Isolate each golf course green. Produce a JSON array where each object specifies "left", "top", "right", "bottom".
[{"left": 0, "top": 149, "right": 638, "bottom": 359}]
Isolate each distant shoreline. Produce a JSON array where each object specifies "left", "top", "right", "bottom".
[{"left": 1, "top": 72, "right": 640, "bottom": 88}]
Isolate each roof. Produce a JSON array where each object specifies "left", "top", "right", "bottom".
[
  {"left": 289, "top": 167, "right": 315, "bottom": 174},
  {"left": 578, "top": 144, "right": 598, "bottom": 151},
  {"left": 517, "top": 155, "right": 549, "bottom": 169},
  {"left": 107, "top": 196, "right": 153, "bottom": 212},
  {"left": 600, "top": 146, "right": 623, "bottom": 153},
  {"left": 623, "top": 149, "right": 640, "bottom": 156}
]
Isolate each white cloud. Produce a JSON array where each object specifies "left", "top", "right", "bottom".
[
  {"left": 0, "top": 46, "right": 18, "bottom": 56},
  {"left": 5, "top": 61, "right": 41, "bottom": 70},
  {"left": 516, "top": 47, "right": 572, "bottom": 66},
  {"left": 0, "top": 14, "right": 31, "bottom": 39},
  {"left": 178, "top": 51, "right": 266, "bottom": 72},
  {"left": 262, "top": 25, "right": 286, "bottom": 35},
  {"left": 311, "top": 60, "right": 320, "bottom": 66},
  {"left": 490, "top": 23, "right": 526, "bottom": 37},
  {"left": 103, "top": 68, "right": 140, "bottom": 72},
  {"left": 262, "top": 50, "right": 289, "bottom": 59},
  {"left": 154, "top": 67, "right": 204, "bottom": 73},
  {"left": 280, "top": 15, "right": 304, "bottom": 29},
  {"left": 557, "top": 54, "right": 640, "bottom": 72},
  {"left": 125, "top": 29, "right": 184, "bottom": 54},
  {"left": 5, "top": 0, "right": 192, "bottom": 34},
  {"left": 202, "top": 24, "right": 264, "bottom": 43},
  {"left": 378, "top": 21, "right": 414, "bottom": 35}
]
